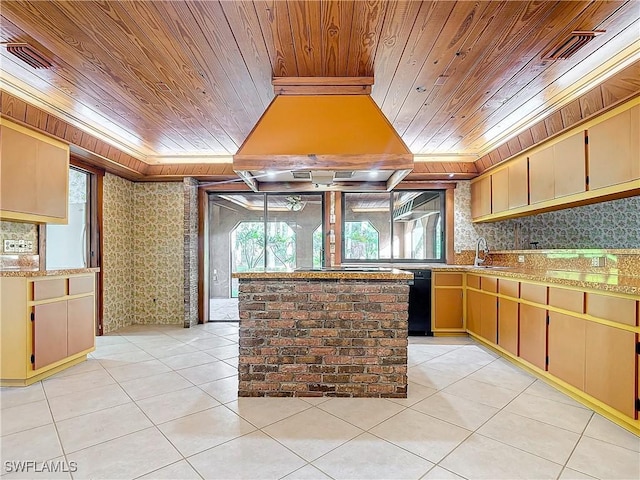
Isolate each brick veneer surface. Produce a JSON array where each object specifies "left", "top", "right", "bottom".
[{"left": 238, "top": 278, "right": 409, "bottom": 398}]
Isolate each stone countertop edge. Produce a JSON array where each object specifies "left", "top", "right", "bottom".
[
  {"left": 232, "top": 269, "right": 413, "bottom": 280},
  {"left": 429, "top": 265, "right": 640, "bottom": 296},
  {"left": 0, "top": 267, "right": 100, "bottom": 277}
]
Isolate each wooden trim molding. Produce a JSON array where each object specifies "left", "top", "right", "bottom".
[{"left": 475, "top": 60, "right": 640, "bottom": 174}]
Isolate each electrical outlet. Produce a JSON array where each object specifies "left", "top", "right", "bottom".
[
  {"left": 4, "top": 239, "right": 17, "bottom": 253},
  {"left": 518, "top": 255, "right": 525, "bottom": 263},
  {"left": 591, "top": 256, "right": 604, "bottom": 267},
  {"left": 3, "top": 239, "right": 32, "bottom": 253}
]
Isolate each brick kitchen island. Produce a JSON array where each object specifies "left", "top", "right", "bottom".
[{"left": 233, "top": 268, "right": 412, "bottom": 398}]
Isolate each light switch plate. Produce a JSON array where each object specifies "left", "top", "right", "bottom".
[
  {"left": 518, "top": 255, "right": 525, "bottom": 263},
  {"left": 591, "top": 256, "right": 605, "bottom": 267}
]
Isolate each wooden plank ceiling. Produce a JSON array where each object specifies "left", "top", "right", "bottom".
[{"left": 1, "top": 1, "right": 639, "bottom": 181}]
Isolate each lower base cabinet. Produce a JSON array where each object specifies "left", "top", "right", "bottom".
[
  {"left": 585, "top": 322, "right": 636, "bottom": 418},
  {"left": 518, "top": 304, "right": 547, "bottom": 370},
  {"left": 548, "top": 312, "right": 586, "bottom": 390},
  {"left": 480, "top": 292, "right": 498, "bottom": 344},
  {"left": 498, "top": 298, "right": 519, "bottom": 355},
  {"left": 0, "top": 273, "right": 96, "bottom": 385}
]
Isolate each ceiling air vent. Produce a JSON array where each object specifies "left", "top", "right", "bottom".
[
  {"left": 542, "top": 30, "right": 605, "bottom": 60},
  {"left": 292, "top": 171, "right": 311, "bottom": 179},
  {"left": 333, "top": 171, "right": 354, "bottom": 180},
  {"left": 5, "top": 42, "right": 52, "bottom": 69}
]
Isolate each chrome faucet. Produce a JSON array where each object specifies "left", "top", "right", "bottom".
[{"left": 474, "top": 237, "right": 489, "bottom": 267}]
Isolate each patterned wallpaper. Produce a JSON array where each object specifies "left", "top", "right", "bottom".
[
  {"left": 453, "top": 181, "right": 515, "bottom": 251},
  {"left": 0, "top": 221, "right": 38, "bottom": 254},
  {"left": 454, "top": 181, "right": 640, "bottom": 250},
  {"left": 132, "top": 182, "right": 184, "bottom": 326},
  {"left": 102, "top": 173, "right": 135, "bottom": 332}
]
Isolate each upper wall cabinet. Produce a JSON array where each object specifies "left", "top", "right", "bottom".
[
  {"left": 588, "top": 105, "right": 640, "bottom": 190},
  {"left": 0, "top": 120, "right": 69, "bottom": 224},
  {"left": 471, "top": 175, "right": 491, "bottom": 218},
  {"left": 529, "top": 131, "right": 586, "bottom": 204},
  {"left": 470, "top": 99, "right": 639, "bottom": 222},
  {"left": 490, "top": 156, "right": 529, "bottom": 214}
]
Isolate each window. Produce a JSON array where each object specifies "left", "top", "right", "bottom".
[
  {"left": 209, "top": 193, "right": 324, "bottom": 300},
  {"left": 344, "top": 221, "right": 379, "bottom": 259},
  {"left": 342, "top": 191, "right": 446, "bottom": 263}
]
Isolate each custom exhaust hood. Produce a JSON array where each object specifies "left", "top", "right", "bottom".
[{"left": 233, "top": 77, "right": 414, "bottom": 191}]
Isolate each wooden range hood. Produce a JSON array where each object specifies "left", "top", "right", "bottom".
[{"left": 233, "top": 77, "right": 414, "bottom": 192}]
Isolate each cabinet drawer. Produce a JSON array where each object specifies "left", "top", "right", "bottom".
[
  {"left": 33, "top": 279, "right": 66, "bottom": 301},
  {"left": 585, "top": 293, "right": 637, "bottom": 326},
  {"left": 69, "top": 276, "right": 94, "bottom": 295},
  {"left": 549, "top": 287, "right": 583, "bottom": 314},
  {"left": 520, "top": 283, "right": 547, "bottom": 304},
  {"left": 434, "top": 273, "right": 463, "bottom": 287},
  {"left": 481, "top": 276, "right": 498, "bottom": 293},
  {"left": 467, "top": 274, "right": 480, "bottom": 289},
  {"left": 498, "top": 279, "right": 519, "bottom": 298}
]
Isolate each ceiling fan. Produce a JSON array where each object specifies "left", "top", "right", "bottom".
[{"left": 286, "top": 195, "right": 305, "bottom": 212}]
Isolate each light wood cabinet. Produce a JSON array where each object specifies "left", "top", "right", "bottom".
[
  {"left": 480, "top": 292, "right": 498, "bottom": 344},
  {"left": 528, "top": 146, "right": 555, "bottom": 204},
  {"left": 498, "top": 298, "right": 519, "bottom": 355},
  {"left": 508, "top": 156, "right": 528, "bottom": 209},
  {"left": 433, "top": 289, "right": 464, "bottom": 330},
  {"left": 471, "top": 176, "right": 491, "bottom": 219},
  {"left": 466, "top": 289, "right": 482, "bottom": 335},
  {"left": 588, "top": 105, "right": 640, "bottom": 190},
  {"left": 548, "top": 312, "right": 586, "bottom": 390},
  {"left": 0, "top": 120, "right": 69, "bottom": 224},
  {"left": 529, "top": 131, "right": 586, "bottom": 204},
  {"left": 585, "top": 322, "right": 636, "bottom": 418},
  {"left": 0, "top": 273, "right": 96, "bottom": 386},
  {"left": 491, "top": 168, "right": 509, "bottom": 214},
  {"left": 519, "top": 303, "right": 547, "bottom": 370},
  {"left": 466, "top": 271, "right": 639, "bottom": 431},
  {"left": 432, "top": 272, "right": 464, "bottom": 332}
]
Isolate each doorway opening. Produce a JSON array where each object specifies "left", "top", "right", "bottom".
[{"left": 208, "top": 193, "right": 324, "bottom": 321}]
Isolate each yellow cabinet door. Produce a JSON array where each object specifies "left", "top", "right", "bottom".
[
  {"left": 585, "top": 322, "right": 636, "bottom": 418},
  {"left": 33, "top": 301, "right": 68, "bottom": 370},
  {"left": 433, "top": 289, "right": 463, "bottom": 329},
  {"left": 548, "top": 312, "right": 586, "bottom": 390},
  {"left": 589, "top": 105, "right": 640, "bottom": 190},
  {"left": 471, "top": 176, "right": 492, "bottom": 219},
  {"left": 519, "top": 304, "right": 547, "bottom": 370},
  {"left": 508, "top": 156, "right": 529, "bottom": 209},
  {"left": 498, "top": 298, "right": 519, "bottom": 355},
  {"left": 480, "top": 292, "right": 498, "bottom": 344},
  {"left": 491, "top": 168, "right": 509, "bottom": 214},
  {"left": 466, "top": 289, "right": 482, "bottom": 335},
  {"left": 67, "top": 296, "right": 96, "bottom": 356}
]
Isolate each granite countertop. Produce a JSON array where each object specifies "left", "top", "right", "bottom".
[
  {"left": 232, "top": 268, "right": 413, "bottom": 280},
  {"left": 0, "top": 267, "right": 100, "bottom": 277},
  {"left": 429, "top": 265, "right": 640, "bottom": 296}
]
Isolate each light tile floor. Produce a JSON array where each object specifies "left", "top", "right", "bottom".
[{"left": 1, "top": 323, "right": 638, "bottom": 480}]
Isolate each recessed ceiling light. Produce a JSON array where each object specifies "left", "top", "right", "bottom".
[
  {"left": 448, "top": 173, "right": 455, "bottom": 178},
  {"left": 415, "top": 86, "right": 427, "bottom": 93}
]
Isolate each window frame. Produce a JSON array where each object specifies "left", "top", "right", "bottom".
[{"left": 341, "top": 190, "right": 447, "bottom": 264}]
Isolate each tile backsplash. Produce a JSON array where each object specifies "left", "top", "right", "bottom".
[{"left": 454, "top": 181, "right": 640, "bottom": 251}]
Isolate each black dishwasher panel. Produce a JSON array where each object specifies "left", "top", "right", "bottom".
[{"left": 408, "top": 270, "right": 432, "bottom": 336}]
